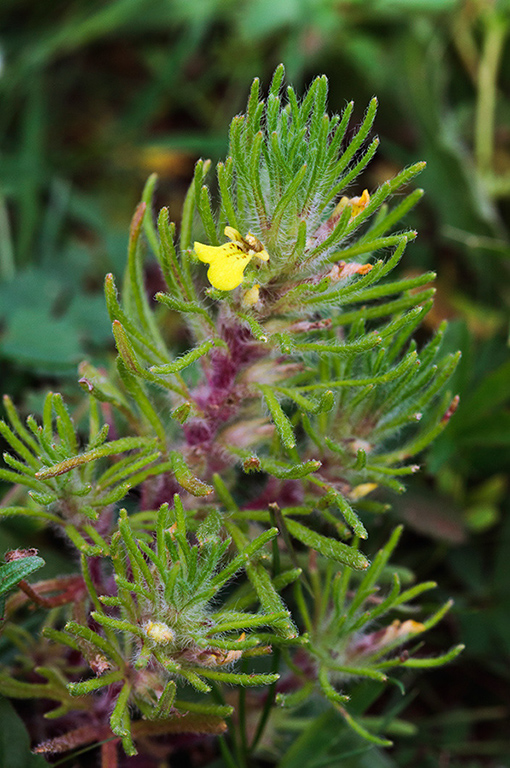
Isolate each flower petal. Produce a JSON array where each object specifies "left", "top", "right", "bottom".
[
  {"left": 207, "top": 252, "right": 252, "bottom": 290},
  {"left": 194, "top": 236, "right": 267, "bottom": 291},
  {"left": 194, "top": 241, "right": 230, "bottom": 265},
  {"left": 242, "top": 284, "right": 260, "bottom": 307}
]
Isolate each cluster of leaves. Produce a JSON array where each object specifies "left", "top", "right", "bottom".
[
  {"left": 0, "top": 68, "right": 465, "bottom": 766},
  {"left": 2, "top": 2, "right": 510, "bottom": 766}
]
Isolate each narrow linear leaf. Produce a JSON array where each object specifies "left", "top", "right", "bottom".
[
  {"left": 285, "top": 518, "right": 369, "bottom": 570},
  {"left": 169, "top": 451, "right": 213, "bottom": 496},
  {"left": 0, "top": 556, "right": 45, "bottom": 598},
  {"left": 36, "top": 437, "right": 157, "bottom": 478},
  {"left": 150, "top": 340, "right": 218, "bottom": 375},
  {"left": 259, "top": 385, "right": 296, "bottom": 450}
]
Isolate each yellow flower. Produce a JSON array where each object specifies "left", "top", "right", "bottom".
[
  {"left": 349, "top": 188, "right": 370, "bottom": 217},
  {"left": 143, "top": 620, "right": 175, "bottom": 645},
  {"left": 349, "top": 482, "right": 378, "bottom": 501},
  {"left": 194, "top": 227, "right": 269, "bottom": 291},
  {"left": 346, "top": 619, "right": 425, "bottom": 661},
  {"left": 242, "top": 283, "right": 260, "bottom": 307},
  {"left": 334, "top": 189, "right": 370, "bottom": 221}
]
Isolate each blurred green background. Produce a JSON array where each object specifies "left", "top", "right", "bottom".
[{"left": 1, "top": 0, "right": 509, "bottom": 766}]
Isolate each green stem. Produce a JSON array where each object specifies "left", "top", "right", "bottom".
[
  {"left": 238, "top": 681, "right": 248, "bottom": 764},
  {"left": 475, "top": 11, "right": 508, "bottom": 174},
  {"left": 219, "top": 736, "right": 239, "bottom": 768},
  {"left": 210, "top": 682, "right": 243, "bottom": 766},
  {"left": 249, "top": 648, "right": 281, "bottom": 755},
  {"left": 268, "top": 504, "right": 281, "bottom": 579},
  {"left": 0, "top": 195, "right": 15, "bottom": 280}
]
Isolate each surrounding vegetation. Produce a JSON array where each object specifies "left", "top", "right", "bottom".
[{"left": 1, "top": 1, "right": 509, "bottom": 767}]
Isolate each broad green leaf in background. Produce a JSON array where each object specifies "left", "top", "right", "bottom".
[
  {"left": 0, "top": 697, "right": 48, "bottom": 768},
  {"left": 0, "top": 308, "right": 84, "bottom": 372}
]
